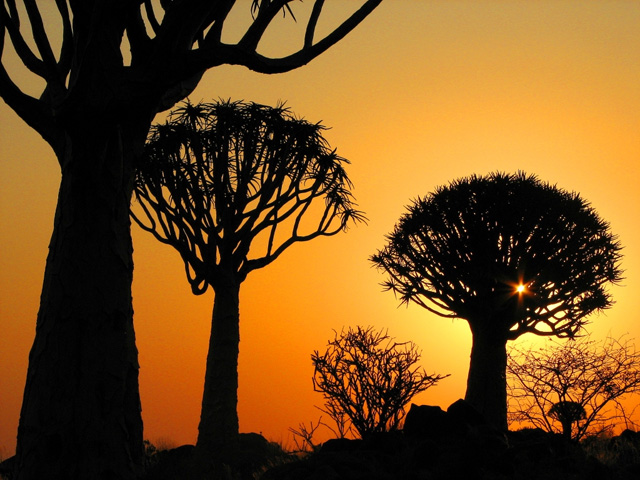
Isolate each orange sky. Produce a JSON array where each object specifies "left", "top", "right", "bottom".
[{"left": 1, "top": 1, "right": 639, "bottom": 456}]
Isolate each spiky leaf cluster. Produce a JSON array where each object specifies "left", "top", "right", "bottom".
[{"left": 133, "top": 100, "right": 364, "bottom": 293}]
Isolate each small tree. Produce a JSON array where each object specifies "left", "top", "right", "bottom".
[
  {"left": 548, "top": 401, "right": 586, "bottom": 439},
  {"left": 371, "top": 172, "right": 623, "bottom": 430},
  {"left": 133, "top": 100, "right": 364, "bottom": 461},
  {"left": 507, "top": 335, "right": 640, "bottom": 440},
  {"left": 312, "top": 326, "right": 448, "bottom": 438}
]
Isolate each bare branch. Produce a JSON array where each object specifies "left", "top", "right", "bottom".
[
  {"left": 186, "top": 0, "right": 382, "bottom": 75},
  {"left": 0, "top": 61, "right": 62, "bottom": 152},
  {"left": 23, "top": 0, "right": 57, "bottom": 73},
  {"left": 312, "top": 326, "right": 448, "bottom": 438},
  {"left": 239, "top": 0, "right": 290, "bottom": 51},
  {"left": 143, "top": 0, "right": 161, "bottom": 35},
  {"left": 0, "top": 2, "right": 47, "bottom": 77},
  {"left": 507, "top": 335, "right": 640, "bottom": 440},
  {"left": 54, "top": 0, "right": 73, "bottom": 83},
  {"left": 305, "top": 0, "right": 325, "bottom": 48}
]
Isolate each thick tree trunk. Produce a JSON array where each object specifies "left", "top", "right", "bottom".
[
  {"left": 196, "top": 279, "right": 241, "bottom": 464},
  {"left": 14, "top": 123, "right": 144, "bottom": 479},
  {"left": 464, "top": 323, "right": 509, "bottom": 431}
]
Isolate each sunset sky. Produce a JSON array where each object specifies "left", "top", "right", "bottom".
[{"left": 1, "top": 1, "right": 639, "bottom": 456}]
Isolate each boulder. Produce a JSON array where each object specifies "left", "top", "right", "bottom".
[
  {"left": 402, "top": 403, "right": 450, "bottom": 439},
  {"left": 446, "top": 398, "right": 486, "bottom": 431},
  {"left": 319, "top": 438, "right": 362, "bottom": 453}
]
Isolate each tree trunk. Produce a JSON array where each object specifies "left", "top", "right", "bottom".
[
  {"left": 464, "top": 323, "right": 509, "bottom": 431},
  {"left": 561, "top": 419, "right": 573, "bottom": 440},
  {"left": 14, "top": 122, "right": 144, "bottom": 479},
  {"left": 196, "top": 279, "right": 241, "bottom": 464}
]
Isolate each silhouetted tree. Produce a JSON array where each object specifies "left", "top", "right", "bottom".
[
  {"left": 371, "top": 172, "right": 623, "bottom": 430},
  {"left": 312, "top": 326, "right": 447, "bottom": 438},
  {"left": 0, "top": 2, "right": 380, "bottom": 477},
  {"left": 548, "top": 401, "right": 586, "bottom": 439},
  {"left": 508, "top": 335, "right": 640, "bottom": 440},
  {"left": 132, "top": 99, "right": 365, "bottom": 461}
]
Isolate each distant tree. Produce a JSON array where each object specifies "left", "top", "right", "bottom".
[
  {"left": 371, "top": 172, "right": 623, "bottom": 430},
  {"left": 507, "top": 335, "right": 640, "bottom": 440},
  {"left": 548, "top": 401, "right": 586, "bottom": 440},
  {"left": 132, "top": 99, "right": 365, "bottom": 461},
  {"left": 0, "top": 2, "right": 380, "bottom": 477},
  {"left": 311, "top": 326, "right": 447, "bottom": 438}
]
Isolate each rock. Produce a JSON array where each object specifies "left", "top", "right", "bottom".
[
  {"left": 618, "top": 429, "right": 639, "bottom": 444},
  {"left": 446, "top": 398, "right": 486, "bottom": 431},
  {"left": 320, "top": 438, "right": 362, "bottom": 453},
  {"left": 362, "top": 430, "right": 407, "bottom": 454},
  {"left": 233, "top": 433, "right": 291, "bottom": 478},
  {"left": 262, "top": 410, "right": 634, "bottom": 480},
  {"left": 403, "top": 404, "right": 450, "bottom": 439},
  {"left": 143, "top": 444, "right": 195, "bottom": 480}
]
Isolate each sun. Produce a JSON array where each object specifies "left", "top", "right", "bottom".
[{"left": 516, "top": 284, "right": 526, "bottom": 294}]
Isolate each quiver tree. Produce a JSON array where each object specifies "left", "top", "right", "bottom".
[
  {"left": 132, "top": 99, "right": 365, "bottom": 460},
  {"left": 0, "top": 1, "right": 380, "bottom": 477},
  {"left": 312, "top": 326, "right": 447, "bottom": 438},
  {"left": 548, "top": 401, "right": 586, "bottom": 439},
  {"left": 508, "top": 335, "right": 640, "bottom": 440},
  {"left": 371, "top": 171, "right": 623, "bottom": 430}
]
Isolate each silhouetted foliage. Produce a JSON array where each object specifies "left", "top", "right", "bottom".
[
  {"left": 0, "top": 1, "right": 380, "bottom": 477},
  {"left": 133, "top": 99, "right": 364, "bottom": 460},
  {"left": 134, "top": 100, "right": 365, "bottom": 293},
  {"left": 371, "top": 171, "right": 623, "bottom": 429},
  {"left": 312, "top": 326, "right": 447, "bottom": 438},
  {"left": 508, "top": 335, "right": 640, "bottom": 440},
  {"left": 548, "top": 401, "right": 587, "bottom": 439}
]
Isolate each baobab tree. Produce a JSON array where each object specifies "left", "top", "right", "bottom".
[
  {"left": 371, "top": 171, "right": 623, "bottom": 430},
  {"left": 0, "top": 2, "right": 381, "bottom": 478},
  {"left": 132, "top": 99, "right": 365, "bottom": 462}
]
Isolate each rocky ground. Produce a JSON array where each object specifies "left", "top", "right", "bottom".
[
  {"left": 260, "top": 401, "right": 640, "bottom": 480},
  {"left": 3, "top": 400, "right": 638, "bottom": 479}
]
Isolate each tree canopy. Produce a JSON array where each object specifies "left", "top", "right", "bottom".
[
  {"left": 372, "top": 171, "right": 623, "bottom": 340},
  {"left": 133, "top": 99, "right": 365, "bottom": 291}
]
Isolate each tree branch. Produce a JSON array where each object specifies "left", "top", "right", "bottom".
[
  {"left": 23, "top": 0, "right": 58, "bottom": 76},
  {"left": 0, "top": 63, "right": 62, "bottom": 153},
  {"left": 187, "top": 0, "right": 382, "bottom": 74},
  {"left": 305, "top": 0, "right": 324, "bottom": 48},
  {"left": 238, "top": 0, "right": 289, "bottom": 51},
  {"left": 0, "top": 2, "right": 47, "bottom": 77}
]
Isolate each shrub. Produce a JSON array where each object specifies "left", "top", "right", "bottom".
[{"left": 312, "top": 326, "right": 448, "bottom": 438}]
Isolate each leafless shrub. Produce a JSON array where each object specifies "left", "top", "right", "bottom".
[
  {"left": 508, "top": 334, "right": 640, "bottom": 440},
  {"left": 288, "top": 418, "right": 324, "bottom": 453},
  {"left": 312, "top": 326, "right": 448, "bottom": 438}
]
